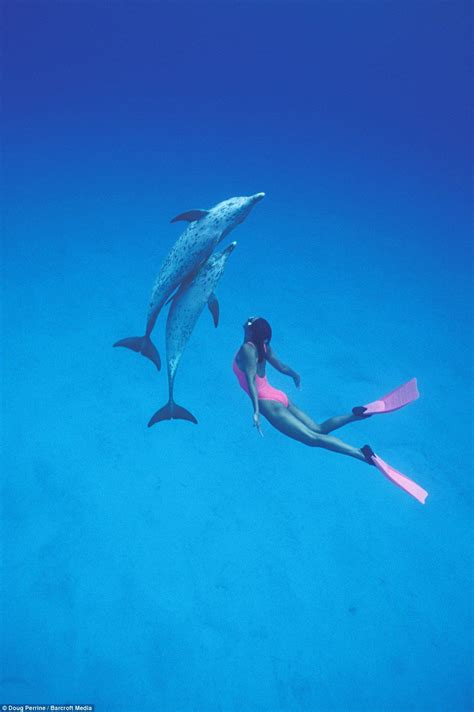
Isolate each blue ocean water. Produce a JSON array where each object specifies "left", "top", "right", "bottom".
[{"left": 1, "top": 1, "right": 472, "bottom": 711}]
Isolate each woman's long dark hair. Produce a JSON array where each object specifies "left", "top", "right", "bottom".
[{"left": 247, "top": 317, "right": 272, "bottom": 362}]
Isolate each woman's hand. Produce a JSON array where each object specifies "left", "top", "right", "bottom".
[
  {"left": 293, "top": 372, "right": 301, "bottom": 389},
  {"left": 253, "top": 412, "right": 264, "bottom": 437}
]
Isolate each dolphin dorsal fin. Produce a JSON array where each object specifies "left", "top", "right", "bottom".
[
  {"left": 170, "top": 209, "right": 209, "bottom": 223},
  {"left": 208, "top": 293, "right": 219, "bottom": 327}
]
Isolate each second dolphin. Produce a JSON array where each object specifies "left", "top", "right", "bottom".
[{"left": 148, "top": 241, "right": 237, "bottom": 426}]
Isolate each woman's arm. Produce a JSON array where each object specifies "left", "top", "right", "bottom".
[
  {"left": 240, "top": 344, "right": 264, "bottom": 435},
  {"left": 266, "top": 345, "right": 301, "bottom": 388}
]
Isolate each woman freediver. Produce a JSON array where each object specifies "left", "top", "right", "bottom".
[
  {"left": 232, "top": 316, "right": 372, "bottom": 461},
  {"left": 232, "top": 316, "right": 428, "bottom": 502}
]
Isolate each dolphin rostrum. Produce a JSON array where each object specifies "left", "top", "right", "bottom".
[
  {"left": 113, "top": 193, "right": 264, "bottom": 370},
  {"left": 148, "top": 241, "right": 237, "bottom": 427}
]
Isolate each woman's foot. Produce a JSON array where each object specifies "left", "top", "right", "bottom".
[
  {"left": 352, "top": 406, "right": 372, "bottom": 418},
  {"left": 361, "top": 444, "right": 376, "bottom": 465}
]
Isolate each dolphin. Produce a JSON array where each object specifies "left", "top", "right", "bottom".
[
  {"left": 113, "top": 192, "right": 265, "bottom": 370},
  {"left": 148, "top": 241, "right": 237, "bottom": 427}
]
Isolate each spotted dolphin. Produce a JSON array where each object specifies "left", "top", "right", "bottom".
[
  {"left": 148, "top": 241, "right": 237, "bottom": 426},
  {"left": 113, "top": 193, "right": 264, "bottom": 370}
]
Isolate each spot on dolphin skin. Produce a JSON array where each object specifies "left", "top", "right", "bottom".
[{"left": 348, "top": 606, "right": 357, "bottom": 615}]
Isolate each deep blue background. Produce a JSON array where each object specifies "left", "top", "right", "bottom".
[{"left": 1, "top": 2, "right": 472, "bottom": 711}]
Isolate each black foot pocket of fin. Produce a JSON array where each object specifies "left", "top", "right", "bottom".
[
  {"left": 361, "top": 444, "right": 376, "bottom": 465},
  {"left": 113, "top": 335, "right": 161, "bottom": 370},
  {"left": 353, "top": 406, "right": 369, "bottom": 417},
  {"left": 148, "top": 401, "right": 198, "bottom": 427}
]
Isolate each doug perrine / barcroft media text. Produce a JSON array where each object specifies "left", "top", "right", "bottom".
[{"left": 1, "top": 706, "right": 93, "bottom": 712}]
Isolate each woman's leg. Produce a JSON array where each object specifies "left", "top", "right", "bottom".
[
  {"left": 288, "top": 400, "right": 361, "bottom": 434},
  {"left": 259, "top": 400, "right": 366, "bottom": 462}
]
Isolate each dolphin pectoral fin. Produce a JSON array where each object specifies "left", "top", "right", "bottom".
[
  {"left": 207, "top": 293, "right": 219, "bottom": 327},
  {"left": 148, "top": 400, "right": 198, "bottom": 427},
  {"left": 170, "top": 209, "right": 209, "bottom": 223},
  {"left": 113, "top": 335, "right": 161, "bottom": 371}
]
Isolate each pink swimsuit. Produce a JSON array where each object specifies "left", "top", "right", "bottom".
[{"left": 232, "top": 342, "right": 289, "bottom": 407}]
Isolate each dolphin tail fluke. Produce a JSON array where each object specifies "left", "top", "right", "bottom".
[
  {"left": 148, "top": 400, "right": 198, "bottom": 427},
  {"left": 113, "top": 335, "right": 161, "bottom": 371}
]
